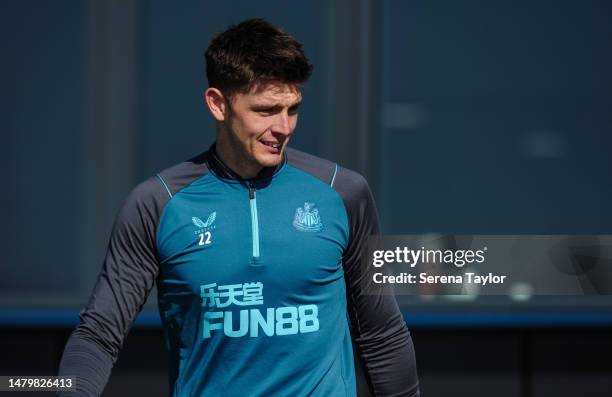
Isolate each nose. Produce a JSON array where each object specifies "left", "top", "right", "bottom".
[{"left": 271, "top": 111, "right": 293, "bottom": 136}]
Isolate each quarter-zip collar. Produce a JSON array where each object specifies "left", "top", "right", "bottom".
[{"left": 206, "top": 142, "right": 286, "bottom": 182}]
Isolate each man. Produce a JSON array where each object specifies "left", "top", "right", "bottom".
[{"left": 59, "top": 18, "right": 420, "bottom": 396}]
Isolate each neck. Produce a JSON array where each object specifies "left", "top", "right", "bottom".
[{"left": 215, "top": 135, "right": 262, "bottom": 179}]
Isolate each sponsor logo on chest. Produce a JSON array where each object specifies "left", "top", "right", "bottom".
[{"left": 200, "top": 281, "right": 320, "bottom": 339}]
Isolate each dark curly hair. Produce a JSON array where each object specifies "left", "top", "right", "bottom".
[{"left": 205, "top": 18, "right": 313, "bottom": 97}]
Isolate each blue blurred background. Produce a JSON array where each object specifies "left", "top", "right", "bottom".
[{"left": 1, "top": 0, "right": 611, "bottom": 396}]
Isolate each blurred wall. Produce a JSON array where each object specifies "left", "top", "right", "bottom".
[
  {"left": 378, "top": 0, "right": 612, "bottom": 234},
  {"left": 3, "top": 0, "right": 610, "bottom": 310}
]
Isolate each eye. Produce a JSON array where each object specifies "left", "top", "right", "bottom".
[
  {"left": 255, "top": 107, "right": 276, "bottom": 116},
  {"left": 288, "top": 105, "right": 301, "bottom": 115}
]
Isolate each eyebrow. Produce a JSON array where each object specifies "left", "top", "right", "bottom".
[{"left": 252, "top": 100, "right": 302, "bottom": 110}]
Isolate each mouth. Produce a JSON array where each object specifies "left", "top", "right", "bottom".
[
  {"left": 260, "top": 139, "right": 283, "bottom": 154},
  {"left": 261, "top": 140, "right": 281, "bottom": 149}
]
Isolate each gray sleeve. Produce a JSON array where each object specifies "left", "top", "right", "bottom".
[
  {"left": 58, "top": 177, "right": 168, "bottom": 396},
  {"left": 335, "top": 167, "right": 420, "bottom": 397}
]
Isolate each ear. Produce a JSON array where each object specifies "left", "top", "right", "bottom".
[{"left": 204, "top": 87, "right": 228, "bottom": 122}]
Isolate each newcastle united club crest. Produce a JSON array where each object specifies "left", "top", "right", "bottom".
[{"left": 293, "top": 202, "right": 323, "bottom": 232}]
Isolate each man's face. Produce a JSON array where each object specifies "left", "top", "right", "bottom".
[{"left": 224, "top": 82, "right": 302, "bottom": 171}]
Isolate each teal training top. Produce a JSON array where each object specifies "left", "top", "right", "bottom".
[{"left": 59, "top": 144, "right": 420, "bottom": 397}]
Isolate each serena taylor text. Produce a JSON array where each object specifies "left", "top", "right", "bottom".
[{"left": 373, "top": 272, "right": 507, "bottom": 286}]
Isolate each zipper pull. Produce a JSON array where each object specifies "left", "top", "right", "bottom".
[{"left": 247, "top": 182, "right": 255, "bottom": 199}]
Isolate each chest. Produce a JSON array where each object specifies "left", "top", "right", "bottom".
[{"left": 155, "top": 179, "right": 349, "bottom": 301}]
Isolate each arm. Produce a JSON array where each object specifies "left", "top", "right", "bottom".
[
  {"left": 336, "top": 168, "right": 420, "bottom": 397},
  {"left": 58, "top": 177, "right": 168, "bottom": 396}
]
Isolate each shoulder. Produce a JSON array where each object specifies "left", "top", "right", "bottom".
[
  {"left": 333, "top": 166, "right": 371, "bottom": 199},
  {"left": 119, "top": 151, "right": 211, "bottom": 222},
  {"left": 156, "top": 151, "right": 210, "bottom": 196},
  {"left": 285, "top": 146, "right": 336, "bottom": 185},
  {"left": 285, "top": 146, "right": 372, "bottom": 202}
]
